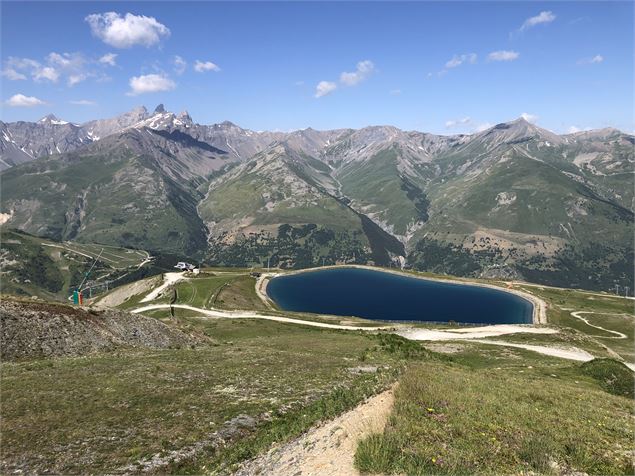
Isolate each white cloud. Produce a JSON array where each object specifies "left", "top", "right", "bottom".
[
  {"left": 3, "top": 53, "right": 107, "bottom": 86},
  {"left": 70, "top": 99, "right": 96, "bottom": 106},
  {"left": 33, "top": 66, "right": 60, "bottom": 82},
  {"left": 48, "top": 52, "right": 93, "bottom": 86},
  {"left": 173, "top": 55, "right": 187, "bottom": 75},
  {"left": 389, "top": 89, "right": 402, "bottom": 95},
  {"left": 127, "top": 73, "right": 176, "bottom": 95},
  {"left": 5, "top": 94, "right": 46, "bottom": 107},
  {"left": 519, "top": 11, "right": 556, "bottom": 32},
  {"left": 578, "top": 55, "right": 604, "bottom": 65},
  {"left": 339, "top": 60, "right": 375, "bottom": 86},
  {"left": 567, "top": 125, "right": 593, "bottom": 134},
  {"left": 99, "top": 53, "right": 118, "bottom": 66},
  {"left": 85, "top": 12, "right": 170, "bottom": 48},
  {"left": 1, "top": 68, "right": 27, "bottom": 80},
  {"left": 445, "top": 117, "right": 472, "bottom": 128},
  {"left": 315, "top": 80, "right": 337, "bottom": 98},
  {"left": 4, "top": 57, "right": 56, "bottom": 82},
  {"left": 194, "top": 60, "right": 220, "bottom": 73},
  {"left": 487, "top": 50, "right": 520, "bottom": 62},
  {"left": 475, "top": 123, "right": 493, "bottom": 133},
  {"left": 445, "top": 53, "right": 477, "bottom": 69},
  {"left": 68, "top": 74, "right": 89, "bottom": 86},
  {"left": 520, "top": 112, "right": 539, "bottom": 123},
  {"left": 315, "top": 60, "right": 375, "bottom": 98}
]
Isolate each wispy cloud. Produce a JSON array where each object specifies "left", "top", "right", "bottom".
[
  {"left": 475, "top": 122, "right": 493, "bottom": 133},
  {"left": 85, "top": 12, "right": 170, "bottom": 48},
  {"left": 487, "top": 50, "right": 520, "bottom": 62},
  {"left": 5, "top": 93, "right": 46, "bottom": 107},
  {"left": 520, "top": 112, "right": 539, "bottom": 123},
  {"left": 445, "top": 116, "right": 472, "bottom": 128},
  {"left": 173, "top": 55, "right": 187, "bottom": 75},
  {"left": 315, "top": 60, "right": 375, "bottom": 99},
  {"left": 315, "top": 80, "right": 337, "bottom": 98},
  {"left": 445, "top": 53, "right": 477, "bottom": 69},
  {"left": 519, "top": 11, "right": 556, "bottom": 32},
  {"left": 577, "top": 55, "right": 603, "bottom": 65},
  {"left": 3, "top": 52, "right": 112, "bottom": 87},
  {"left": 1, "top": 68, "right": 27, "bottom": 80},
  {"left": 194, "top": 60, "right": 220, "bottom": 73},
  {"left": 99, "top": 53, "right": 118, "bottom": 66},
  {"left": 70, "top": 99, "right": 97, "bottom": 106},
  {"left": 431, "top": 53, "right": 477, "bottom": 77},
  {"left": 127, "top": 73, "right": 176, "bottom": 95},
  {"left": 389, "top": 89, "right": 402, "bottom": 96},
  {"left": 340, "top": 60, "right": 375, "bottom": 86},
  {"left": 444, "top": 117, "right": 494, "bottom": 134}
]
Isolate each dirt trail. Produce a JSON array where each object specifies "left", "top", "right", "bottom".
[
  {"left": 93, "top": 276, "right": 159, "bottom": 308},
  {"left": 140, "top": 272, "right": 185, "bottom": 303},
  {"left": 234, "top": 386, "right": 396, "bottom": 476},
  {"left": 132, "top": 304, "right": 391, "bottom": 331},
  {"left": 472, "top": 339, "right": 596, "bottom": 362},
  {"left": 398, "top": 324, "right": 557, "bottom": 341},
  {"left": 570, "top": 311, "right": 628, "bottom": 339}
]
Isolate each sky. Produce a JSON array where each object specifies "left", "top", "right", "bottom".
[{"left": 1, "top": 1, "right": 633, "bottom": 134}]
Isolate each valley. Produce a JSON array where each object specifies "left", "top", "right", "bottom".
[{"left": 1, "top": 264, "right": 633, "bottom": 474}]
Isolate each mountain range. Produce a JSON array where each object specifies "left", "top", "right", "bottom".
[{"left": 1, "top": 105, "right": 633, "bottom": 291}]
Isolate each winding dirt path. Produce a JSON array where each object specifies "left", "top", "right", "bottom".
[
  {"left": 132, "top": 304, "right": 391, "bottom": 331},
  {"left": 233, "top": 386, "right": 396, "bottom": 476},
  {"left": 471, "top": 339, "right": 596, "bottom": 362},
  {"left": 570, "top": 311, "right": 628, "bottom": 339}
]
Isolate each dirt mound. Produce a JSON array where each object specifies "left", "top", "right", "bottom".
[{"left": 0, "top": 299, "right": 205, "bottom": 361}]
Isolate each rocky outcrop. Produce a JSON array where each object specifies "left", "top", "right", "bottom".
[{"left": 0, "top": 299, "right": 206, "bottom": 361}]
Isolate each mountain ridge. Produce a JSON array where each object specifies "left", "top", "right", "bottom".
[{"left": 1, "top": 105, "right": 633, "bottom": 291}]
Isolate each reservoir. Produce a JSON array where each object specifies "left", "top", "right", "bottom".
[{"left": 267, "top": 267, "right": 533, "bottom": 324}]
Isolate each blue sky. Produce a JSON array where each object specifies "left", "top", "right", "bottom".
[{"left": 1, "top": 1, "right": 633, "bottom": 134}]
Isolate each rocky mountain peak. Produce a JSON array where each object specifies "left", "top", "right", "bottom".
[
  {"left": 38, "top": 114, "right": 68, "bottom": 125},
  {"left": 154, "top": 104, "right": 166, "bottom": 114},
  {"left": 177, "top": 110, "right": 193, "bottom": 126},
  {"left": 481, "top": 117, "right": 563, "bottom": 146}
]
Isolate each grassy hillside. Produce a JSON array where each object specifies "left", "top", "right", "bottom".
[
  {"left": 2, "top": 268, "right": 634, "bottom": 474},
  {"left": 1, "top": 312, "right": 401, "bottom": 474},
  {"left": 356, "top": 357, "right": 634, "bottom": 475},
  {"left": 0, "top": 137, "right": 208, "bottom": 255},
  {"left": 0, "top": 229, "right": 150, "bottom": 301}
]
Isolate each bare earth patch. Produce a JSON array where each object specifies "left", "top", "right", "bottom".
[{"left": 234, "top": 386, "right": 396, "bottom": 476}]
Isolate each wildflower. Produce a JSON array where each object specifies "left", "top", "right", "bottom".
[{"left": 427, "top": 407, "right": 435, "bottom": 413}]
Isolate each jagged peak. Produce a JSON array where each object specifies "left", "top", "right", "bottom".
[
  {"left": 39, "top": 114, "right": 69, "bottom": 125},
  {"left": 153, "top": 104, "right": 166, "bottom": 114},
  {"left": 177, "top": 110, "right": 193, "bottom": 125},
  {"left": 131, "top": 105, "right": 148, "bottom": 114}
]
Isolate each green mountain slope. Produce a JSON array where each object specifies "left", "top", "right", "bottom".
[
  {"left": 199, "top": 144, "right": 404, "bottom": 267},
  {"left": 1, "top": 116, "right": 632, "bottom": 291},
  {"left": 0, "top": 229, "right": 150, "bottom": 301},
  {"left": 0, "top": 129, "right": 224, "bottom": 255}
]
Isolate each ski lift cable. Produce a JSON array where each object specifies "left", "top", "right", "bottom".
[{"left": 77, "top": 248, "right": 104, "bottom": 292}]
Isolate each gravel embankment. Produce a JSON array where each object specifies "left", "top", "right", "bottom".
[{"left": 0, "top": 299, "right": 205, "bottom": 361}]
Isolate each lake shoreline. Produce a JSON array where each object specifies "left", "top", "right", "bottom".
[{"left": 261, "top": 265, "right": 547, "bottom": 325}]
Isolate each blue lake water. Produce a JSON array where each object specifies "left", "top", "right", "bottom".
[{"left": 267, "top": 268, "right": 533, "bottom": 324}]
